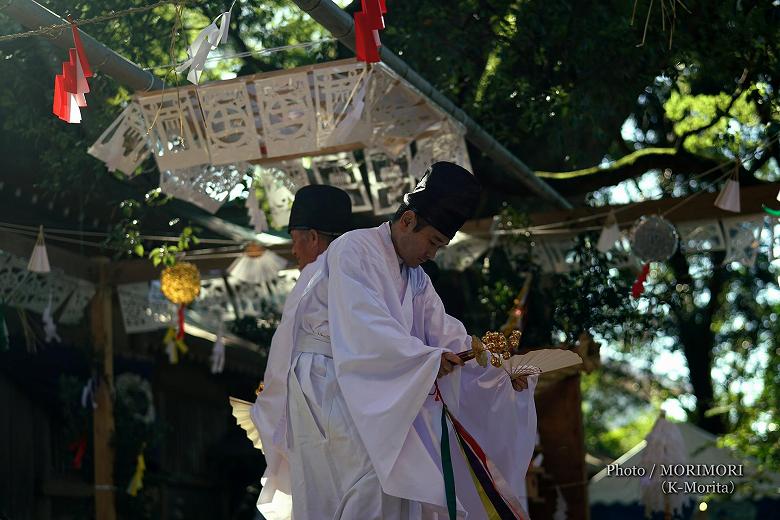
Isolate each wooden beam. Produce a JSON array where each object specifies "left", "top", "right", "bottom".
[
  {"left": 461, "top": 181, "right": 780, "bottom": 236},
  {"left": 90, "top": 258, "right": 117, "bottom": 520}
]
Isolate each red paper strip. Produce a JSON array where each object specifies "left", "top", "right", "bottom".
[
  {"left": 354, "top": 12, "right": 380, "bottom": 63},
  {"left": 631, "top": 263, "right": 651, "bottom": 298},
  {"left": 53, "top": 74, "right": 65, "bottom": 118},
  {"left": 70, "top": 23, "right": 92, "bottom": 77},
  {"left": 177, "top": 304, "right": 186, "bottom": 340},
  {"left": 62, "top": 56, "right": 76, "bottom": 94},
  {"left": 362, "top": 0, "right": 385, "bottom": 30}
]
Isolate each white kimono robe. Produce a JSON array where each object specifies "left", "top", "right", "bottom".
[{"left": 253, "top": 222, "right": 537, "bottom": 519}]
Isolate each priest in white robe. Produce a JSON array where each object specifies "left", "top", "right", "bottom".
[
  {"left": 256, "top": 162, "right": 537, "bottom": 519},
  {"left": 245, "top": 184, "right": 352, "bottom": 517}
]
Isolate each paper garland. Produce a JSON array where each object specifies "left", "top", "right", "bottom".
[{"left": 52, "top": 23, "right": 92, "bottom": 123}]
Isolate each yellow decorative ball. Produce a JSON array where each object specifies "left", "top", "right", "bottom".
[{"left": 160, "top": 262, "right": 201, "bottom": 305}]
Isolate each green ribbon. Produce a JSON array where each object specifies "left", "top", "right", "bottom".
[
  {"left": 441, "top": 403, "right": 457, "bottom": 520},
  {"left": 762, "top": 204, "right": 780, "bottom": 218}
]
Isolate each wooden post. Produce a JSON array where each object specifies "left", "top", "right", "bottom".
[{"left": 90, "top": 258, "right": 117, "bottom": 520}]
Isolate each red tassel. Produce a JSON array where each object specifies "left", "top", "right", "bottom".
[
  {"left": 70, "top": 22, "right": 92, "bottom": 77},
  {"left": 177, "top": 305, "right": 186, "bottom": 340},
  {"left": 631, "top": 263, "right": 651, "bottom": 298},
  {"left": 69, "top": 434, "right": 87, "bottom": 469}
]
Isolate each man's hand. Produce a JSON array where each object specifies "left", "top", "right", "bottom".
[
  {"left": 438, "top": 352, "right": 464, "bottom": 378},
  {"left": 511, "top": 375, "right": 529, "bottom": 392}
]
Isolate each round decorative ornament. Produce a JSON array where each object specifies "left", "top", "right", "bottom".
[
  {"left": 160, "top": 262, "right": 201, "bottom": 305},
  {"left": 160, "top": 262, "right": 200, "bottom": 340},
  {"left": 630, "top": 215, "right": 679, "bottom": 262}
]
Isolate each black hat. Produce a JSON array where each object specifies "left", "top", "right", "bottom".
[
  {"left": 403, "top": 161, "right": 481, "bottom": 239},
  {"left": 288, "top": 185, "right": 352, "bottom": 234}
]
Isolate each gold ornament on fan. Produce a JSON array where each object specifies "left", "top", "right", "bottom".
[
  {"left": 160, "top": 262, "right": 201, "bottom": 305},
  {"left": 459, "top": 330, "right": 521, "bottom": 368}
]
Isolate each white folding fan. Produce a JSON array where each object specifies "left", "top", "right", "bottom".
[
  {"left": 502, "top": 349, "right": 583, "bottom": 378},
  {"left": 229, "top": 397, "right": 263, "bottom": 451}
]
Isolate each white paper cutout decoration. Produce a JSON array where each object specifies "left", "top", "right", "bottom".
[
  {"left": 117, "top": 282, "right": 175, "bottom": 334},
  {"left": 176, "top": 8, "right": 232, "bottom": 84},
  {"left": 159, "top": 162, "right": 248, "bottom": 214},
  {"left": 27, "top": 226, "right": 50, "bottom": 273},
  {"left": 254, "top": 72, "right": 318, "bottom": 158},
  {"left": 138, "top": 91, "right": 211, "bottom": 171},
  {"left": 722, "top": 215, "right": 763, "bottom": 267},
  {"left": 411, "top": 120, "right": 472, "bottom": 176},
  {"left": 310, "top": 152, "right": 372, "bottom": 213},
  {"left": 199, "top": 82, "right": 261, "bottom": 165},
  {"left": 714, "top": 179, "right": 741, "bottom": 213},
  {"left": 596, "top": 212, "right": 621, "bottom": 253},
  {"left": 676, "top": 219, "right": 726, "bottom": 254},
  {"left": 258, "top": 165, "right": 296, "bottom": 228},
  {"left": 365, "top": 147, "right": 415, "bottom": 215},
  {"left": 313, "top": 61, "right": 369, "bottom": 148},
  {"left": 87, "top": 102, "right": 150, "bottom": 176},
  {"left": 58, "top": 279, "right": 96, "bottom": 325},
  {"left": 630, "top": 216, "right": 679, "bottom": 262}
]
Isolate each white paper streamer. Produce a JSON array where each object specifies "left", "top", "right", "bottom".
[
  {"left": 42, "top": 294, "right": 61, "bottom": 343},
  {"left": 210, "top": 321, "right": 226, "bottom": 374},
  {"left": 176, "top": 9, "right": 232, "bottom": 84}
]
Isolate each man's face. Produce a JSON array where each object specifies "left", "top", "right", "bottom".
[
  {"left": 290, "top": 229, "right": 322, "bottom": 269},
  {"left": 394, "top": 211, "right": 450, "bottom": 268}
]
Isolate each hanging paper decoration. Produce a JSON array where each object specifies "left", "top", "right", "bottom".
[
  {"left": 354, "top": 0, "right": 386, "bottom": 63},
  {"left": 410, "top": 121, "right": 472, "bottom": 176},
  {"left": 159, "top": 162, "right": 248, "bottom": 214},
  {"left": 715, "top": 165, "right": 741, "bottom": 213},
  {"left": 631, "top": 263, "right": 651, "bottom": 299},
  {"left": 0, "top": 304, "right": 9, "bottom": 351},
  {"left": 639, "top": 414, "right": 690, "bottom": 518},
  {"left": 68, "top": 434, "right": 88, "bottom": 469},
  {"left": 88, "top": 102, "right": 150, "bottom": 176},
  {"left": 365, "top": 147, "right": 415, "bottom": 215},
  {"left": 367, "top": 68, "right": 443, "bottom": 158},
  {"left": 80, "top": 377, "right": 97, "bottom": 410},
  {"left": 715, "top": 179, "right": 741, "bottom": 213},
  {"left": 52, "top": 22, "right": 92, "bottom": 123},
  {"left": 138, "top": 91, "right": 211, "bottom": 171},
  {"left": 254, "top": 73, "right": 318, "bottom": 157},
  {"left": 630, "top": 215, "right": 679, "bottom": 262},
  {"left": 176, "top": 7, "right": 232, "bottom": 84},
  {"left": 199, "top": 82, "right": 261, "bottom": 164},
  {"left": 28, "top": 226, "right": 51, "bottom": 273},
  {"left": 163, "top": 327, "right": 188, "bottom": 364},
  {"left": 553, "top": 486, "right": 568, "bottom": 520},
  {"left": 313, "top": 61, "right": 370, "bottom": 148},
  {"left": 58, "top": 279, "right": 96, "bottom": 325},
  {"left": 42, "top": 294, "right": 61, "bottom": 343},
  {"left": 245, "top": 183, "right": 269, "bottom": 233},
  {"left": 228, "top": 243, "right": 286, "bottom": 285},
  {"left": 127, "top": 448, "right": 147, "bottom": 496},
  {"left": 117, "top": 282, "right": 175, "bottom": 333},
  {"left": 596, "top": 211, "right": 621, "bottom": 253},
  {"left": 210, "top": 321, "right": 226, "bottom": 374},
  {"left": 159, "top": 262, "right": 201, "bottom": 340},
  {"left": 722, "top": 216, "right": 763, "bottom": 267},
  {"left": 310, "top": 152, "right": 373, "bottom": 213},
  {"left": 258, "top": 165, "right": 295, "bottom": 228},
  {"left": 676, "top": 219, "right": 726, "bottom": 254}
]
